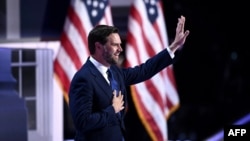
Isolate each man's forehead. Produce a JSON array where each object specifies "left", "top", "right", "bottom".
[{"left": 107, "top": 33, "right": 121, "bottom": 43}]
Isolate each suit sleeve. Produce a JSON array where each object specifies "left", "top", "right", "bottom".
[{"left": 122, "top": 49, "right": 174, "bottom": 85}]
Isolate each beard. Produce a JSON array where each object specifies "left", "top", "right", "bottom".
[{"left": 103, "top": 49, "right": 118, "bottom": 65}]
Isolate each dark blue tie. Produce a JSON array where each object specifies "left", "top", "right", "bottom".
[
  {"left": 107, "top": 69, "right": 122, "bottom": 117},
  {"left": 107, "top": 69, "right": 119, "bottom": 96}
]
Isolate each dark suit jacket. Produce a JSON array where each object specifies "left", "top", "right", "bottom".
[{"left": 69, "top": 49, "right": 173, "bottom": 141}]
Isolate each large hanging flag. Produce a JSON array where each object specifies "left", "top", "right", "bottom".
[
  {"left": 54, "top": 0, "right": 113, "bottom": 103},
  {"left": 125, "top": 0, "right": 180, "bottom": 140}
]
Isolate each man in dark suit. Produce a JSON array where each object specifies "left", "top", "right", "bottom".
[{"left": 69, "top": 16, "right": 190, "bottom": 141}]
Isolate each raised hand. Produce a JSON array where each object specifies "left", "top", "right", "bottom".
[{"left": 169, "top": 15, "right": 190, "bottom": 53}]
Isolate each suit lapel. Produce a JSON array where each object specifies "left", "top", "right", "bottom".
[{"left": 86, "top": 60, "right": 113, "bottom": 99}]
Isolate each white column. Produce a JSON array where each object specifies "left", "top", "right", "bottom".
[
  {"left": 109, "top": 0, "right": 133, "bottom": 6},
  {"left": 6, "top": 0, "right": 20, "bottom": 39}
]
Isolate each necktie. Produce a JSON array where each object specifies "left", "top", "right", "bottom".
[
  {"left": 107, "top": 69, "right": 119, "bottom": 96},
  {"left": 107, "top": 68, "right": 121, "bottom": 117}
]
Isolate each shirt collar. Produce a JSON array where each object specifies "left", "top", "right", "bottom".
[{"left": 89, "top": 56, "right": 109, "bottom": 75}]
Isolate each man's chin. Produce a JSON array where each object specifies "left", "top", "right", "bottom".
[{"left": 108, "top": 59, "right": 118, "bottom": 65}]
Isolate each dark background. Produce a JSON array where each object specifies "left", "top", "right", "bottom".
[
  {"left": 163, "top": 1, "right": 250, "bottom": 140},
  {"left": 1, "top": 0, "right": 249, "bottom": 140}
]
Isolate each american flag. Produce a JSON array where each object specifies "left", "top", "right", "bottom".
[
  {"left": 54, "top": 0, "right": 113, "bottom": 103},
  {"left": 125, "top": 0, "right": 180, "bottom": 140}
]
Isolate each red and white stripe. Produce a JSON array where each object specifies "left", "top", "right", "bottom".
[
  {"left": 125, "top": 0, "right": 179, "bottom": 140},
  {"left": 54, "top": 0, "right": 113, "bottom": 103}
]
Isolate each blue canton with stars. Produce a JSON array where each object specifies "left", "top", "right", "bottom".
[
  {"left": 143, "top": 0, "right": 159, "bottom": 23},
  {"left": 82, "top": 0, "right": 108, "bottom": 26}
]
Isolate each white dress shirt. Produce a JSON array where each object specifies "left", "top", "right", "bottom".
[{"left": 89, "top": 56, "right": 110, "bottom": 84}]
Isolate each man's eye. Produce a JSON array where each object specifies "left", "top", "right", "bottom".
[{"left": 111, "top": 43, "right": 117, "bottom": 46}]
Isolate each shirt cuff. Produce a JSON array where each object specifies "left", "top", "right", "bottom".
[{"left": 166, "top": 47, "right": 175, "bottom": 58}]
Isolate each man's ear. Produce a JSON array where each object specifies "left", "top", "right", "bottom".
[{"left": 95, "top": 42, "right": 102, "bottom": 50}]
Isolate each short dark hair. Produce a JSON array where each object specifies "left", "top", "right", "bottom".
[{"left": 88, "top": 25, "right": 119, "bottom": 54}]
